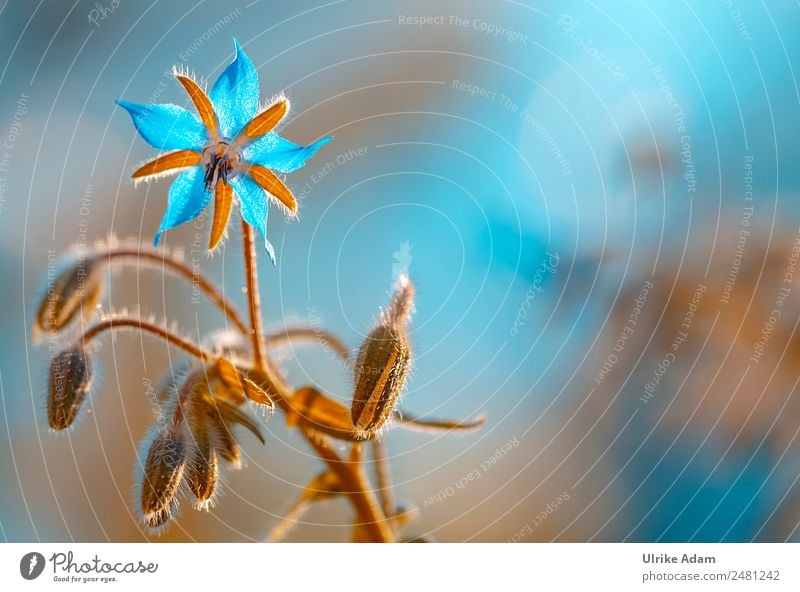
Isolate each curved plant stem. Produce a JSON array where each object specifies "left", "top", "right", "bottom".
[
  {"left": 266, "top": 377, "right": 393, "bottom": 543},
  {"left": 255, "top": 385, "right": 392, "bottom": 541},
  {"left": 106, "top": 248, "right": 248, "bottom": 334},
  {"left": 81, "top": 317, "right": 212, "bottom": 361},
  {"left": 239, "top": 222, "right": 393, "bottom": 542},
  {"left": 304, "top": 432, "right": 395, "bottom": 542},
  {"left": 373, "top": 438, "right": 397, "bottom": 519},
  {"left": 264, "top": 327, "right": 350, "bottom": 362},
  {"left": 266, "top": 494, "right": 313, "bottom": 543},
  {"left": 241, "top": 223, "right": 268, "bottom": 370}
]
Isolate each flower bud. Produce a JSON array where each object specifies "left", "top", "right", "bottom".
[
  {"left": 34, "top": 257, "right": 102, "bottom": 338},
  {"left": 139, "top": 427, "right": 186, "bottom": 528},
  {"left": 351, "top": 279, "right": 414, "bottom": 438},
  {"left": 47, "top": 347, "right": 93, "bottom": 430},
  {"left": 145, "top": 506, "right": 172, "bottom": 530},
  {"left": 186, "top": 428, "right": 219, "bottom": 509}
]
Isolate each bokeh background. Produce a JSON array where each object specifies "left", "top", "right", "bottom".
[{"left": 1, "top": 0, "right": 800, "bottom": 542}]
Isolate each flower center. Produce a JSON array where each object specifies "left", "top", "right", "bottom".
[{"left": 202, "top": 142, "right": 241, "bottom": 189}]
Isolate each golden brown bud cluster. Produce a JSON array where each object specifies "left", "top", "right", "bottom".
[
  {"left": 34, "top": 240, "right": 484, "bottom": 540},
  {"left": 135, "top": 359, "right": 269, "bottom": 530}
]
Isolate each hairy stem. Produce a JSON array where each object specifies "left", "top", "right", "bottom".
[
  {"left": 265, "top": 494, "right": 313, "bottom": 543},
  {"left": 264, "top": 327, "right": 350, "bottom": 362},
  {"left": 106, "top": 248, "right": 248, "bottom": 334},
  {"left": 373, "top": 439, "right": 397, "bottom": 519},
  {"left": 304, "top": 432, "right": 395, "bottom": 542},
  {"left": 241, "top": 222, "right": 267, "bottom": 370},
  {"left": 240, "top": 224, "right": 392, "bottom": 541},
  {"left": 81, "top": 317, "right": 212, "bottom": 361},
  {"left": 270, "top": 386, "right": 392, "bottom": 541}
]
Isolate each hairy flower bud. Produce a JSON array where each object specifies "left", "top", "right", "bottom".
[
  {"left": 47, "top": 347, "right": 93, "bottom": 430},
  {"left": 34, "top": 257, "right": 102, "bottom": 338},
  {"left": 186, "top": 428, "right": 219, "bottom": 509},
  {"left": 145, "top": 506, "right": 172, "bottom": 530},
  {"left": 139, "top": 427, "right": 186, "bottom": 528},
  {"left": 351, "top": 278, "right": 414, "bottom": 438}
]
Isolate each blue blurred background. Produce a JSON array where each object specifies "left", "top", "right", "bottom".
[{"left": 2, "top": 0, "right": 800, "bottom": 542}]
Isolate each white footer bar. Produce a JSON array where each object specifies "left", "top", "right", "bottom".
[{"left": 0, "top": 543, "right": 796, "bottom": 590}]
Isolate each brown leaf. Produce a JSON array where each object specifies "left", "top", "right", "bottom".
[
  {"left": 204, "top": 394, "right": 265, "bottom": 445},
  {"left": 288, "top": 386, "right": 363, "bottom": 441}
]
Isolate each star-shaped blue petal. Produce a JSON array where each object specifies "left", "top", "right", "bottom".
[
  {"left": 154, "top": 166, "right": 211, "bottom": 246},
  {"left": 116, "top": 101, "right": 208, "bottom": 151},
  {"left": 243, "top": 133, "right": 332, "bottom": 173},
  {"left": 209, "top": 39, "right": 260, "bottom": 139}
]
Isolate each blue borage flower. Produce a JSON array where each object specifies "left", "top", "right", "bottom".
[{"left": 117, "top": 39, "right": 331, "bottom": 263}]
